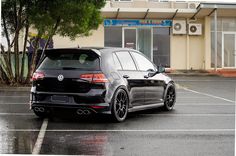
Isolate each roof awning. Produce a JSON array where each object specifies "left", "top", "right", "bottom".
[
  {"left": 193, "top": 3, "right": 236, "bottom": 18},
  {"left": 101, "top": 2, "right": 236, "bottom": 19},
  {"left": 101, "top": 8, "right": 197, "bottom": 19}
]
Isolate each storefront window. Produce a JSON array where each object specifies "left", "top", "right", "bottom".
[
  {"left": 153, "top": 27, "right": 170, "bottom": 67},
  {"left": 211, "top": 17, "right": 236, "bottom": 68},
  {"left": 124, "top": 29, "right": 136, "bottom": 49},
  {"left": 104, "top": 27, "right": 122, "bottom": 47},
  {"left": 211, "top": 32, "right": 222, "bottom": 68},
  {"left": 104, "top": 26, "right": 171, "bottom": 67},
  {"left": 138, "top": 28, "right": 152, "bottom": 59}
]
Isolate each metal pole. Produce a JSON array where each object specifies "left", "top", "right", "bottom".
[{"left": 214, "top": 9, "right": 217, "bottom": 71}]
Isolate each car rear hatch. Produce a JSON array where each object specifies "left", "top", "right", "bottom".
[{"left": 32, "top": 49, "right": 107, "bottom": 94}]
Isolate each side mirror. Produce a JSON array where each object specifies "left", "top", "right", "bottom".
[{"left": 157, "top": 66, "right": 165, "bottom": 73}]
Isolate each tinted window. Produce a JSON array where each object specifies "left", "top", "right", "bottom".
[
  {"left": 132, "top": 52, "right": 155, "bottom": 71},
  {"left": 153, "top": 27, "right": 170, "bottom": 67},
  {"left": 113, "top": 53, "right": 122, "bottom": 70},
  {"left": 38, "top": 51, "right": 100, "bottom": 70},
  {"left": 116, "top": 52, "right": 136, "bottom": 70},
  {"left": 105, "top": 27, "right": 122, "bottom": 47}
]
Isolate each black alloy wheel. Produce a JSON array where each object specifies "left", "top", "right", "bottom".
[
  {"left": 164, "top": 84, "right": 176, "bottom": 111},
  {"left": 111, "top": 89, "right": 129, "bottom": 122}
]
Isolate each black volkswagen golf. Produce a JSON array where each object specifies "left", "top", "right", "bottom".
[{"left": 30, "top": 47, "right": 176, "bottom": 122}]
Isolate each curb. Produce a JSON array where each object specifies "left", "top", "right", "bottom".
[{"left": 167, "top": 73, "right": 219, "bottom": 77}]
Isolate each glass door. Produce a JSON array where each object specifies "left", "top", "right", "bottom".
[
  {"left": 123, "top": 28, "right": 137, "bottom": 50},
  {"left": 222, "top": 33, "right": 236, "bottom": 68}
]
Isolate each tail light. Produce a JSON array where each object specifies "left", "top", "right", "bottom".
[
  {"left": 80, "top": 73, "right": 108, "bottom": 83},
  {"left": 31, "top": 72, "right": 45, "bottom": 81}
]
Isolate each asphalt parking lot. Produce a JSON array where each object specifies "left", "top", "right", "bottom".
[{"left": 0, "top": 75, "right": 235, "bottom": 155}]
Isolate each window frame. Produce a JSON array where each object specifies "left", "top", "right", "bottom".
[{"left": 112, "top": 53, "right": 123, "bottom": 70}]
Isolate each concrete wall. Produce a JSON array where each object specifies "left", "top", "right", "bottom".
[{"left": 53, "top": 25, "right": 104, "bottom": 48}]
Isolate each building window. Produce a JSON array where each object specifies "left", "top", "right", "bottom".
[
  {"left": 153, "top": 27, "right": 170, "bottom": 67},
  {"left": 104, "top": 26, "right": 171, "bottom": 67},
  {"left": 104, "top": 27, "right": 122, "bottom": 47},
  {"left": 211, "top": 17, "right": 236, "bottom": 68}
]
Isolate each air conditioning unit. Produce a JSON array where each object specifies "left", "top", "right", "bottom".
[
  {"left": 172, "top": 20, "right": 187, "bottom": 35},
  {"left": 188, "top": 23, "right": 202, "bottom": 35},
  {"left": 188, "top": 2, "right": 199, "bottom": 9}
]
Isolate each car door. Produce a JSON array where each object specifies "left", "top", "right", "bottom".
[
  {"left": 130, "top": 51, "right": 165, "bottom": 105},
  {"left": 115, "top": 51, "right": 144, "bottom": 107}
]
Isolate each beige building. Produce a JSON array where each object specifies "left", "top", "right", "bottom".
[{"left": 51, "top": 1, "right": 236, "bottom": 70}]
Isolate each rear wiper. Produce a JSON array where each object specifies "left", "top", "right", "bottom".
[{"left": 62, "top": 67, "right": 79, "bottom": 70}]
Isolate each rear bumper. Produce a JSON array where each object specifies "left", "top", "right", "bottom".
[
  {"left": 30, "top": 102, "right": 111, "bottom": 114},
  {"left": 30, "top": 91, "right": 111, "bottom": 114}
]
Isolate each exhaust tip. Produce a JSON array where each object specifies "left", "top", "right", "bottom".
[
  {"left": 76, "top": 109, "right": 84, "bottom": 115},
  {"left": 34, "top": 107, "right": 45, "bottom": 112},
  {"left": 76, "top": 109, "right": 91, "bottom": 115}
]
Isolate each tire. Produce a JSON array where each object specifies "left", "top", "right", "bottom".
[
  {"left": 163, "top": 83, "right": 176, "bottom": 111},
  {"left": 111, "top": 88, "right": 129, "bottom": 122}
]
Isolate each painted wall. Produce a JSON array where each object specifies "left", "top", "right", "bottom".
[
  {"left": 170, "top": 35, "right": 187, "bottom": 69},
  {"left": 171, "top": 18, "right": 206, "bottom": 70},
  {"left": 53, "top": 25, "right": 104, "bottom": 48}
]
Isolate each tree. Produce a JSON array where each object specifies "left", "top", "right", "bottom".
[{"left": 1, "top": 0, "right": 105, "bottom": 85}]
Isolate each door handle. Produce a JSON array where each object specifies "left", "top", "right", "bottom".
[
  {"left": 144, "top": 75, "right": 149, "bottom": 79},
  {"left": 123, "top": 75, "right": 129, "bottom": 79}
]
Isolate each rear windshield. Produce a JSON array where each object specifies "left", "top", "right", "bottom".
[{"left": 38, "top": 50, "right": 100, "bottom": 71}]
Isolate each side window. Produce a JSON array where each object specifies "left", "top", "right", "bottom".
[
  {"left": 116, "top": 51, "right": 137, "bottom": 70},
  {"left": 132, "top": 52, "right": 155, "bottom": 71},
  {"left": 113, "top": 53, "right": 122, "bottom": 70}
]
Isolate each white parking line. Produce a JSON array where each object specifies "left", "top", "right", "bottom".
[
  {"left": 138, "top": 113, "right": 234, "bottom": 117},
  {"left": 32, "top": 118, "right": 48, "bottom": 155},
  {"left": 0, "top": 103, "right": 27, "bottom": 105},
  {"left": 177, "top": 96, "right": 218, "bottom": 99},
  {"left": 181, "top": 87, "right": 235, "bottom": 103},
  {"left": 176, "top": 103, "right": 234, "bottom": 106},
  {"left": 0, "top": 113, "right": 34, "bottom": 115},
  {"left": 175, "top": 80, "right": 236, "bottom": 82},
  {"left": 1, "top": 128, "right": 234, "bottom": 132},
  {"left": 0, "top": 96, "right": 29, "bottom": 97}
]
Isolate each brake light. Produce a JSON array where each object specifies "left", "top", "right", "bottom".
[
  {"left": 80, "top": 73, "right": 108, "bottom": 83},
  {"left": 31, "top": 72, "right": 45, "bottom": 81}
]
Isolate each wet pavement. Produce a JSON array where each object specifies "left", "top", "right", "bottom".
[{"left": 0, "top": 76, "right": 235, "bottom": 155}]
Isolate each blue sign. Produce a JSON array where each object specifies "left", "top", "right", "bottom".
[{"left": 104, "top": 19, "right": 172, "bottom": 27}]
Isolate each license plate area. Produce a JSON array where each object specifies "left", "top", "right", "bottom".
[{"left": 51, "top": 95, "right": 69, "bottom": 103}]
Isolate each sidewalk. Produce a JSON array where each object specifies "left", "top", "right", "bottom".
[{"left": 167, "top": 69, "right": 236, "bottom": 77}]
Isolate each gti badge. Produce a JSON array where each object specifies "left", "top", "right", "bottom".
[{"left": 57, "top": 74, "right": 64, "bottom": 81}]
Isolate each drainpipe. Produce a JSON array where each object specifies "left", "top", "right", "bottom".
[{"left": 214, "top": 9, "right": 217, "bottom": 71}]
